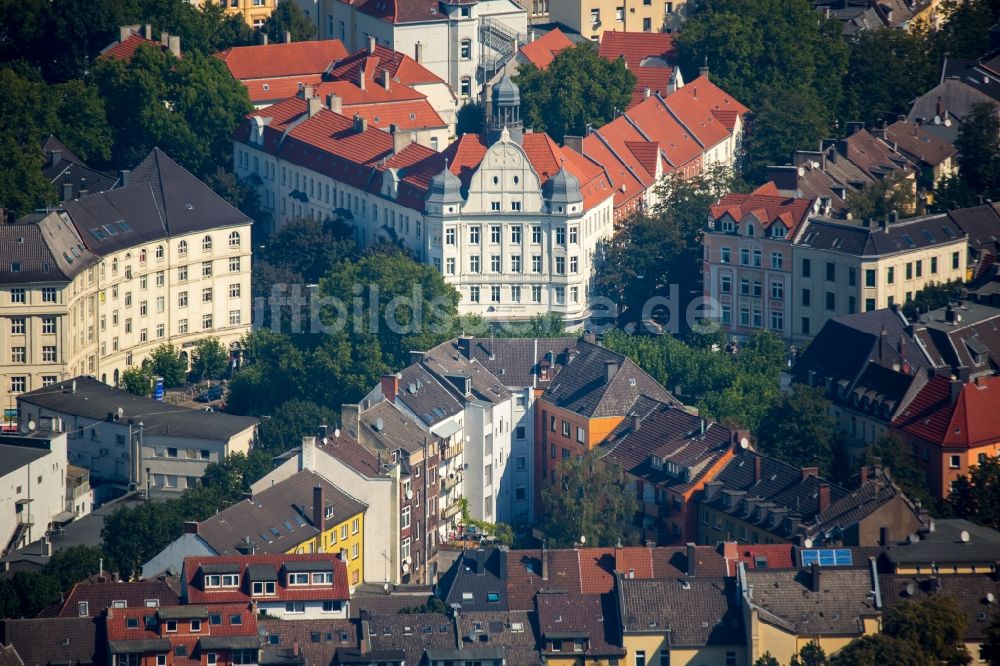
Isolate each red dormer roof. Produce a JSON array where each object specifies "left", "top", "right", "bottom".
[
  {"left": 660, "top": 75, "right": 747, "bottom": 150},
  {"left": 105, "top": 603, "right": 257, "bottom": 642},
  {"left": 598, "top": 30, "right": 676, "bottom": 70},
  {"left": 893, "top": 375, "right": 1000, "bottom": 448},
  {"left": 560, "top": 145, "right": 615, "bottom": 212},
  {"left": 214, "top": 40, "right": 349, "bottom": 80},
  {"left": 518, "top": 28, "right": 574, "bottom": 70},
  {"left": 181, "top": 554, "right": 351, "bottom": 605},
  {"left": 582, "top": 117, "right": 655, "bottom": 211},
  {"left": 350, "top": 0, "right": 452, "bottom": 25},
  {"left": 709, "top": 182, "right": 814, "bottom": 235},
  {"left": 99, "top": 33, "right": 169, "bottom": 61},
  {"left": 327, "top": 43, "right": 443, "bottom": 86},
  {"left": 623, "top": 95, "right": 703, "bottom": 170}
]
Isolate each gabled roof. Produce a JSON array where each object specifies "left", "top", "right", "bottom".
[
  {"left": 880, "top": 573, "right": 1000, "bottom": 642},
  {"left": 540, "top": 340, "right": 679, "bottom": 418},
  {"left": 518, "top": 28, "right": 574, "bottom": 69},
  {"left": 458, "top": 336, "right": 578, "bottom": 388},
  {"left": 421, "top": 341, "right": 513, "bottom": 406},
  {"left": 0, "top": 211, "right": 98, "bottom": 284},
  {"left": 326, "top": 43, "right": 443, "bottom": 86},
  {"left": 535, "top": 593, "right": 624, "bottom": 656},
  {"left": 363, "top": 612, "right": 457, "bottom": 666},
  {"left": 841, "top": 129, "right": 914, "bottom": 180},
  {"left": 42, "top": 136, "right": 119, "bottom": 200},
  {"left": 629, "top": 68, "right": 675, "bottom": 107},
  {"left": 56, "top": 575, "right": 180, "bottom": 618},
  {"left": 456, "top": 611, "right": 541, "bottom": 665},
  {"left": 883, "top": 121, "right": 956, "bottom": 168},
  {"left": 356, "top": 399, "right": 429, "bottom": 454},
  {"left": 619, "top": 577, "right": 742, "bottom": 647},
  {"left": 598, "top": 31, "right": 676, "bottom": 70},
  {"left": 710, "top": 182, "right": 815, "bottom": 235},
  {"left": 194, "top": 469, "right": 366, "bottom": 555},
  {"left": 621, "top": 95, "right": 703, "bottom": 170},
  {"left": 661, "top": 75, "right": 748, "bottom": 148},
  {"left": 0, "top": 618, "right": 98, "bottom": 666},
  {"left": 439, "top": 547, "right": 509, "bottom": 612},
  {"left": 259, "top": 617, "right": 357, "bottom": 666},
  {"left": 893, "top": 375, "right": 1000, "bottom": 448},
  {"left": 215, "top": 40, "right": 349, "bottom": 80},
  {"left": 99, "top": 32, "right": 169, "bottom": 61},
  {"left": 182, "top": 553, "right": 351, "bottom": 604}
]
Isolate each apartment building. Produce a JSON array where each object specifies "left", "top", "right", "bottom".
[
  {"left": 234, "top": 78, "right": 616, "bottom": 326},
  {"left": 549, "top": 0, "right": 685, "bottom": 41},
  {"left": 0, "top": 148, "right": 253, "bottom": 410},
  {"left": 17, "top": 377, "right": 258, "bottom": 495},
  {"left": 313, "top": 0, "right": 527, "bottom": 101},
  {"left": 793, "top": 213, "right": 967, "bottom": 339},
  {"left": 704, "top": 183, "right": 819, "bottom": 341},
  {"left": 0, "top": 432, "right": 69, "bottom": 557}
]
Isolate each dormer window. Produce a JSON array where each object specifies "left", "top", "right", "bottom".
[
  {"left": 721, "top": 219, "right": 735, "bottom": 233},
  {"left": 311, "top": 572, "right": 333, "bottom": 584},
  {"left": 746, "top": 224, "right": 755, "bottom": 237},
  {"left": 771, "top": 225, "right": 787, "bottom": 239},
  {"left": 288, "top": 572, "right": 310, "bottom": 586},
  {"left": 650, "top": 456, "right": 663, "bottom": 470},
  {"left": 252, "top": 581, "right": 277, "bottom": 596}
]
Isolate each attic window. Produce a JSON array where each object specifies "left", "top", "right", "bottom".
[
  {"left": 126, "top": 618, "right": 139, "bottom": 628},
  {"left": 462, "top": 592, "right": 474, "bottom": 601},
  {"left": 487, "top": 592, "right": 500, "bottom": 603},
  {"left": 409, "top": 112, "right": 416, "bottom": 120},
  {"left": 10, "top": 263, "right": 19, "bottom": 272},
  {"left": 262, "top": 84, "right": 270, "bottom": 91}
]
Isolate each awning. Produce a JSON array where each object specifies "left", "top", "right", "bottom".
[
  {"left": 52, "top": 511, "right": 76, "bottom": 524},
  {"left": 199, "top": 635, "right": 261, "bottom": 650},
  {"left": 431, "top": 420, "right": 462, "bottom": 439},
  {"left": 109, "top": 639, "right": 171, "bottom": 654}
]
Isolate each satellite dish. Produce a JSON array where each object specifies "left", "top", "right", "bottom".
[
  {"left": 117, "top": 407, "right": 124, "bottom": 420},
  {"left": 27, "top": 420, "right": 36, "bottom": 432},
  {"left": 579, "top": 535, "right": 587, "bottom": 545},
  {"left": 987, "top": 592, "right": 996, "bottom": 604},
  {"left": 334, "top": 428, "right": 341, "bottom": 438},
  {"left": 960, "top": 530, "right": 970, "bottom": 543},
  {"left": 739, "top": 437, "right": 749, "bottom": 449},
  {"left": 383, "top": 582, "right": 390, "bottom": 592},
  {"left": 402, "top": 562, "right": 410, "bottom": 574},
  {"left": 803, "top": 538, "right": 813, "bottom": 549},
  {"left": 905, "top": 582, "right": 916, "bottom": 596}
]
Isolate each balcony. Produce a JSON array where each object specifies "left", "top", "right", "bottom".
[
  {"left": 441, "top": 442, "right": 463, "bottom": 460},
  {"left": 16, "top": 512, "right": 34, "bottom": 526},
  {"left": 441, "top": 474, "right": 462, "bottom": 493},
  {"left": 441, "top": 502, "right": 463, "bottom": 521}
]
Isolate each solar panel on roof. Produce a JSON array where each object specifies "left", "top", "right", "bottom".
[{"left": 801, "top": 548, "right": 853, "bottom": 566}]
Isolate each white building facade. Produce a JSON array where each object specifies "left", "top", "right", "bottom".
[{"left": 0, "top": 432, "right": 69, "bottom": 555}]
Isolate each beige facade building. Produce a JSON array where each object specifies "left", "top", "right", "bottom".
[
  {"left": 0, "top": 149, "right": 252, "bottom": 414},
  {"left": 793, "top": 214, "right": 967, "bottom": 340},
  {"left": 549, "top": 0, "right": 685, "bottom": 40}
]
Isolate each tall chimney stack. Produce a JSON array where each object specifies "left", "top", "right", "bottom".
[{"left": 312, "top": 485, "right": 325, "bottom": 533}]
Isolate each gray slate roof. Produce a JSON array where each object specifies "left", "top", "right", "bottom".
[
  {"left": 19, "top": 376, "right": 258, "bottom": 442},
  {"left": 0, "top": 617, "right": 99, "bottom": 666},
  {"left": 796, "top": 213, "right": 965, "bottom": 258},
  {"left": 363, "top": 612, "right": 458, "bottom": 666},
  {"left": 879, "top": 573, "right": 1000, "bottom": 642},
  {"left": 440, "top": 547, "right": 509, "bottom": 612},
  {"left": 464, "top": 337, "right": 577, "bottom": 388},
  {"left": 541, "top": 340, "right": 679, "bottom": 418},
  {"left": 42, "top": 136, "right": 119, "bottom": 202},
  {"left": 619, "top": 577, "right": 742, "bottom": 648},
  {"left": 0, "top": 212, "right": 99, "bottom": 285}
]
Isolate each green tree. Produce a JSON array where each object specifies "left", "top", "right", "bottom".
[
  {"left": 190, "top": 337, "right": 229, "bottom": 380},
  {"left": 743, "top": 84, "right": 829, "bottom": 182},
  {"left": 225, "top": 329, "right": 309, "bottom": 416},
  {"left": 261, "top": 0, "right": 316, "bottom": 43},
  {"left": 865, "top": 432, "right": 934, "bottom": 510},
  {"left": 494, "top": 312, "right": 567, "bottom": 338},
  {"left": 120, "top": 366, "right": 154, "bottom": 396},
  {"left": 791, "top": 641, "right": 828, "bottom": 666},
  {"left": 257, "top": 399, "right": 339, "bottom": 454},
  {"left": 44, "top": 545, "right": 105, "bottom": 591},
  {"left": 838, "top": 29, "right": 938, "bottom": 128},
  {"left": 902, "top": 280, "right": 960, "bottom": 321},
  {"left": 752, "top": 653, "right": 780, "bottom": 666},
  {"left": 539, "top": 450, "right": 638, "bottom": 548},
  {"left": 954, "top": 102, "right": 1000, "bottom": 201},
  {"left": 830, "top": 634, "right": 931, "bottom": 666},
  {"left": 514, "top": 41, "right": 634, "bottom": 143},
  {"left": 932, "top": 0, "right": 1000, "bottom": 60},
  {"left": 92, "top": 44, "right": 252, "bottom": 177},
  {"left": 755, "top": 384, "right": 839, "bottom": 475},
  {"left": 253, "top": 215, "right": 356, "bottom": 298},
  {"left": 206, "top": 168, "right": 273, "bottom": 241},
  {"left": 948, "top": 455, "right": 1000, "bottom": 531},
  {"left": 148, "top": 343, "right": 188, "bottom": 387},
  {"left": 883, "top": 595, "right": 971, "bottom": 665},
  {"left": 845, "top": 171, "right": 917, "bottom": 222},
  {"left": 135, "top": 0, "right": 255, "bottom": 55},
  {"left": 456, "top": 102, "right": 485, "bottom": 135},
  {"left": 200, "top": 450, "right": 273, "bottom": 504},
  {"left": 594, "top": 164, "right": 736, "bottom": 324}
]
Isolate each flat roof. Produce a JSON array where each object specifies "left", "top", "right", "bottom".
[{"left": 0, "top": 441, "right": 51, "bottom": 478}]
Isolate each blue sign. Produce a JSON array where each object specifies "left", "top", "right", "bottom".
[{"left": 153, "top": 376, "right": 165, "bottom": 401}]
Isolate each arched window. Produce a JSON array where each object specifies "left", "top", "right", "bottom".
[
  {"left": 202, "top": 235, "right": 213, "bottom": 252},
  {"left": 155, "top": 245, "right": 164, "bottom": 259},
  {"left": 178, "top": 240, "right": 188, "bottom": 256},
  {"left": 228, "top": 231, "right": 241, "bottom": 248},
  {"left": 746, "top": 224, "right": 755, "bottom": 237},
  {"left": 139, "top": 249, "right": 147, "bottom": 263},
  {"left": 112, "top": 258, "right": 119, "bottom": 274}
]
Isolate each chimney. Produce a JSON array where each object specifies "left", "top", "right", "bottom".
[
  {"left": 563, "top": 135, "right": 583, "bottom": 153},
  {"left": 801, "top": 466, "right": 819, "bottom": 481},
  {"left": 308, "top": 96, "right": 323, "bottom": 117},
  {"left": 754, "top": 456, "right": 762, "bottom": 484},
  {"left": 62, "top": 181, "right": 74, "bottom": 202},
  {"left": 284, "top": 30, "right": 292, "bottom": 43},
  {"left": 382, "top": 69, "right": 391, "bottom": 90},
  {"left": 359, "top": 62, "right": 367, "bottom": 90},
  {"left": 414, "top": 41, "right": 423, "bottom": 62},
  {"left": 353, "top": 114, "right": 368, "bottom": 132},
  {"left": 818, "top": 483, "right": 831, "bottom": 513},
  {"left": 381, "top": 373, "right": 399, "bottom": 401},
  {"left": 605, "top": 360, "right": 618, "bottom": 383},
  {"left": 644, "top": 86, "right": 651, "bottom": 99},
  {"left": 119, "top": 25, "right": 132, "bottom": 42},
  {"left": 144, "top": 23, "right": 153, "bottom": 38},
  {"left": 313, "top": 485, "right": 325, "bottom": 533},
  {"left": 458, "top": 335, "right": 473, "bottom": 360},
  {"left": 368, "top": 34, "right": 377, "bottom": 54},
  {"left": 261, "top": 32, "right": 268, "bottom": 45},
  {"left": 409, "top": 351, "right": 425, "bottom": 364},
  {"left": 119, "top": 169, "right": 130, "bottom": 187},
  {"left": 722, "top": 541, "right": 738, "bottom": 562},
  {"left": 631, "top": 414, "right": 640, "bottom": 432},
  {"left": 541, "top": 541, "right": 549, "bottom": 581},
  {"left": 79, "top": 176, "right": 88, "bottom": 197},
  {"left": 49, "top": 149, "right": 61, "bottom": 166},
  {"left": 184, "top": 521, "right": 199, "bottom": 534},
  {"left": 686, "top": 542, "right": 697, "bottom": 576},
  {"left": 888, "top": 210, "right": 899, "bottom": 223},
  {"left": 292, "top": 640, "right": 300, "bottom": 657},
  {"left": 327, "top": 93, "right": 342, "bottom": 115},
  {"left": 391, "top": 123, "right": 414, "bottom": 154},
  {"left": 950, "top": 380, "right": 963, "bottom": 403},
  {"left": 810, "top": 561, "right": 821, "bottom": 592},
  {"left": 168, "top": 35, "right": 181, "bottom": 57},
  {"left": 860, "top": 465, "right": 869, "bottom": 485},
  {"left": 160, "top": 31, "right": 169, "bottom": 46}
]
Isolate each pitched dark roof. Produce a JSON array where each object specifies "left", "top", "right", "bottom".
[
  {"left": 796, "top": 213, "right": 965, "bottom": 257},
  {"left": 42, "top": 136, "right": 119, "bottom": 202},
  {"left": 0, "top": 212, "right": 99, "bottom": 284},
  {"left": 64, "top": 148, "right": 250, "bottom": 258},
  {"left": 947, "top": 203, "right": 1000, "bottom": 257},
  {"left": 420, "top": 343, "right": 512, "bottom": 405},
  {"left": 391, "top": 363, "right": 464, "bottom": 427},
  {"left": 619, "top": 577, "right": 742, "bottom": 648},
  {"left": 19, "top": 376, "right": 258, "bottom": 441},
  {"left": 742, "top": 566, "right": 880, "bottom": 634},
  {"left": 879, "top": 574, "right": 1000, "bottom": 642},
  {"left": 362, "top": 612, "right": 457, "bottom": 666},
  {"left": 456, "top": 611, "right": 541, "bottom": 665},
  {"left": 440, "top": 548, "right": 509, "bottom": 612},
  {"left": 0, "top": 440, "right": 50, "bottom": 479},
  {"left": 357, "top": 400, "right": 428, "bottom": 454},
  {"left": 315, "top": 429, "right": 389, "bottom": 478},
  {"left": 910, "top": 301, "right": 1000, "bottom": 371},
  {"left": 535, "top": 593, "right": 624, "bottom": 656},
  {"left": 196, "top": 470, "right": 366, "bottom": 555},
  {"left": 56, "top": 575, "right": 180, "bottom": 617},
  {"left": 464, "top": 337, "right": 577, "bottom": 388},
  {"left": 259, "top": 618, "right": 357, "bottom": 666},
  {"left": 541, "top": 341, "right": 679, "bottom": 418},
  {"left": 0, "top": 618, "right": 99, "bottom": 666}
]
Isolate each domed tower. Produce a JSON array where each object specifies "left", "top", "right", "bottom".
[
  {"left": 426, "top": 159, "right": 464, "bottom": 214},
  {"left": 487, "top": 74, "right": 523, "bottom": 145},
  {"left": 542, "top": 162, "right": 583, "bottom": 213}
]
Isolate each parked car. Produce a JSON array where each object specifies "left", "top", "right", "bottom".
[{"left": 195, "top": 385, "right": 223, "bottom": 402}]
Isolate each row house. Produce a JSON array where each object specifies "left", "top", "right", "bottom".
[
  {"left": 105, "top": 604, "right": 261, "bottom": 666},
  {"left": 181, "top": 554, "right": 352, "bottom": 620},
  {"left": 597, "top": 31, "right": 682, "bottom": 108},
  {"left": 598, "top": 397, "right": 745, "bottom": 545},
  {"left": 234, "top": 77, "right": 617, "bottom": 327},
  {"left": 704, "top": 182, "right": 818, "bottom": 342},
  {"left": 0, "top": 148, "right": 252, "bottom": 410}
]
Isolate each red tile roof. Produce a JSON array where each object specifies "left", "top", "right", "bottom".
[
  {"left": 630, "top": 67, "right": 675, "bottom": 107},
  {"left": 709, "top": 183, "right": 815, "bottom": 235},
  {"left": 242, "top": 76, "right": 326, "bottom": 105},
  {"left": 598, "top": 31, "right": 676, "bottom": 70},
  {"left": 725, "top": 544, "right": 795, "bottom": 575},
  {"left": 57, "top": 575, "right": 180, "bottom": 618},
  {"left": 215, "top": 40, "right": 348, "bottom": 80},
  {"left": 660, "top": 76, "right": 744, "bottom": 150},
  {"left": 582, "top": 117, "right": 655, "bottom": 212},
  {"left": 327, "top": 43, "right": 444, "bottom": 86},
  {"left": 518, "top": 28, "right": 574, "bottom": 69},
  {"left": 105, "top": 604, "right": 258, "bottom": 649},
  {"left": 345, "top": 100, "right": 445, "bottom": 131},
  {"left": 182, "top": 554, "right": 351, "bottom": 605},
  {"left": 622, "top": 95, "right": 703, "bottom": 170},
  {"left": 99, "top": 33, "right": 169, "bottom": 61},
  {"left": 521, "top": 134, "right": 613, "bottom": 211},
  {"left": 893, "top": 375, "right": 1000, "bottom": 448},
  {"left": 314, "top": 78, "right": 426, "bottom": 105}
]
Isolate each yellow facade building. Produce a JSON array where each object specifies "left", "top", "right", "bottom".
[{"left": 548, "top": 0, "right": 685, "bottom": 40}]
